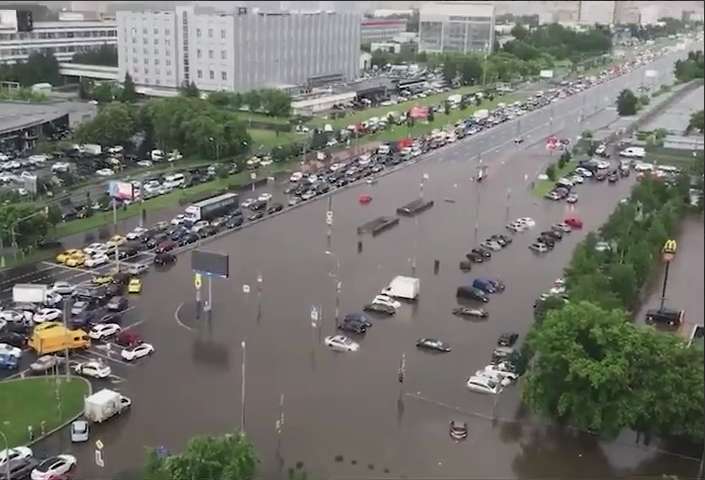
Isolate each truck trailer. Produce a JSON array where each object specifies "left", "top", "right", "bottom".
[{"left": 183, "top": 192, "right": 239, "bottom": 224}]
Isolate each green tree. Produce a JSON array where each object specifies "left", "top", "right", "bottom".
[
  {"left": 0, "top": 204, "right": 50, "bottom": 248},
  {"left": 46, "top": 204, "right": 62, "bottom": 228},
  {"left": 510, "top": 24, "right": 530, "bottom": 41},
  {"left": 673, "top": 50, "right": 704, "bottom": 82},
  {"left": 121, "top": 72, "right": 137, "bottom": 103},
  {"left": 616, "top": 89, "right": 638, "bottom": 116},
  {"left": 687, "top": 109, "right": 704, "bottom": 134},
  {"left": 545, "top": 163, "right": 556, "bottom": 181},
  {"left": 78, "top": 78, "right": 92, "bottom": 100},
  {"left": 522, "top": 301, "right": 641, "bottom": 437},
  {"left": 638, "top": 94, "right": 650, "bottom": 107},
  {"left": 92, "top": 82, "right": 117, "bottom": 103},
  {"left": 179, "top": 81, "right": 200, "bottom": 98},
  {"left": 144, "top": 434, "right": 258, "bottom": 480},
  {"left": 607, "top": 262, "right": 638, "bottom": 309},
  {"left": 75, "top": 101, "right": 135, "bottom": 147}
]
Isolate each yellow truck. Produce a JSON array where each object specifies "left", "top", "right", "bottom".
[{"left": 29, "top": 325, "right": 90, "bottom": 355}]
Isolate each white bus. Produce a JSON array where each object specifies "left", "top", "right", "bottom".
[{"left": 163, "top": 173, "right": 186, "bottom": 188}]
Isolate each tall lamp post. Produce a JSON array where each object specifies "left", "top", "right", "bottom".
[
  {"left": 659, "top": 239, "right": 677, "bottom": 310},
  {"left": 209, "top": 137, "right": 220, "bottom": 163},
  {"left": 411, "top": 173, "right": 429, "bottom": 276},
  {"left": 325, "top": 250, "right": 341, "bottom": 327},
  {"left": 240, "top": 339, "right": 247, "bottom": 434}
]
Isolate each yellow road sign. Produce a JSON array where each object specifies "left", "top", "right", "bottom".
[
  {"left": 194, "top": 273, "right": 202, "bottom": 289},
  {"left": 662, "top": 239, "right": 677, "bottom": 262}
]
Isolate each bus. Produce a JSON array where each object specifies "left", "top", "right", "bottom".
[{"left": 183, "top": 193, "right": 239, "bottom": 223}]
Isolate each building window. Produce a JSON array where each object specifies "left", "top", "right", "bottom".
[
  {"left": 165, "top": 29, "right": 170, "bottom": 35},
  {"left": 133, "top": 66, "right": 138, "bottom": 73},
  {"left": 154, "top": 28, "right": 159, "bottom": 35},
  {"left": 209, "top": 70, "right": 214, "bottom": 80},
  {"left": 167, "top": 69, "right": 172, "bottom": 76},
  {"left": 143, "top": 28, "right": 148, "bottom": 34},
  {"left": 196, "top": 28, "right": 201, "bottom": 37},
  {"left": 133, "top": 57, "right": 138, "bottom": 64},
  {"left": 221, "top": 29, "right": 226, "bottom": 39},
  {"left": 197, "top": 49, "right": 202, "bottom": 58},
  {"left": 132, "top": 37, "right": 136, "bottom": 43},
  {"left": 132, "top": 47, "right": 137, "bottom": 54},
  {"left": 208, "top": 28, "right": 213, "bottom": 37},
  {"left": 208, "top": 50, "right": 213, "bottom": 59},
  {"left": 165, "top": 39, "right": 171, "bottom": 46},
  {"left": 143, "top": 48, "right": 148, "bottom": 54},
  {"left": 143, "top": 38, "right": 148, "bottom": 44},
  {"left": 154, "top": 38, "right": 159, "bottom": 45},
  {"left": 155, "top": 59, "right": 160, "bottom": 65},
  {"left": 197, "top": 70, "right": 203, "bottom": 78},
  {"left": 154, "top": 48, "right": 159, "bottom": 55},
  {"left": 221, "top": 50, "right": 226, "bottom": 60},
  {"left": 166, "top": 59, "right": 171, "bottom": 66},
  {"left": 144, "top": 58, "right": 149, "bottom": 64},
  {"left": 166, "top": 49, "right": 171, "bottom": 56},
  {"left": 131, "top": 28, "right": 136, "bottom": 34},
  {"left": 155, "top": 67, "right": 160, "bottom": 74},
  {"left": 221, "top": 71, "right": 227, "bottom": 80}
]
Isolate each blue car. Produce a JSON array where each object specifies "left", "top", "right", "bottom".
[
  {"left": 472, "top": 278, "right": 496, "bottom": 294},
  {"left": 0, "top": 353, "right": 19, "bottom": 370}
]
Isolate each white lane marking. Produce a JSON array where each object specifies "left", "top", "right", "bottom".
[{"left": 174, "top": 302, "right": 196, "bottom": 332}]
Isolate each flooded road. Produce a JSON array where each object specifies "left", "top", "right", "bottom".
[{"left": 7, "top": 50, "right": 702, "bottom": 479}]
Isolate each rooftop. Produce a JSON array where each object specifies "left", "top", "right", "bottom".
[{"left": 0, "top": 101, "right": 93, "bottom": 135}]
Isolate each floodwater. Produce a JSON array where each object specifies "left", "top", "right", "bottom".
[{"left": 9, "top": 50, "right": 702, "bottom": 478}]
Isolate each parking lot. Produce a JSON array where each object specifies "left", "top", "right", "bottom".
[{"left": 2, "top": 47, "right": 700, "bottom": 478}]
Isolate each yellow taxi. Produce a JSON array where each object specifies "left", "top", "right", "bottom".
[
  {"left": 56, "top": 249, "right": 81, "bottom": 263},
  {"left": 34, "top": 321, "right": 62, "bottom": 333},
  {"left": 65, "top": 252, "right": 86, "bottom": 267},
  {"left": 92, "top": 274, "right": 113, "bottom": 285},
  {"left": 106, "top": 235, "right": 126, "bottom": 248},
  {"left": 128, "top": 278, "right": 142, "bottom": 294}
]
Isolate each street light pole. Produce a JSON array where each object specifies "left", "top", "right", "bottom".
[
  {"left": 325, "top": 250, "right": 341, "bottom": 327},
  {"left": 240, "top": 339, "right": 246, "bottom": 434},
  {"left": 256, "top": 274, "right": 263, "bottom": 323},
  {"left": 473, "top": 158, "right": 482, "bottom": 247},
  {"left": 10, "top": 210, "right": 44, "bottom": 261},
  {"left": 411, "top": 174, "right": 428, "bottom": 277}
]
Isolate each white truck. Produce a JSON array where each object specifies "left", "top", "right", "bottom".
[
  {"left": 381, "top": 276, "right": 420, "bottom": 301},
  {"left": 473, "top": 109, "right": 489, "bottom": 122},
  {"left": 84, "top": 389, "right": 132, "bottom": 423}
]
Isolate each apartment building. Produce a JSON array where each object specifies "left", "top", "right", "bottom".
[{"left": 418, "top": 2, "right": 495, "bottom": 55}]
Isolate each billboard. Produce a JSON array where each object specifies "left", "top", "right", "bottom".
[
  {"left": 644, "top": 69, "right": 657, "bottom": 78},
  {"left": 108, "top": 181, "right": 135, "bottom": 201},
  {"left": 191, "top": 250, "right": 229, "bottom": 279},
  {"left": 410, "top": 106, "right": 429, "bottom": 119},
  {"left": 13, "top": 284, "right": 47, "bottom": 303},
  {"left": 539, "top": 70, "right": 554, "bottom": 79}
]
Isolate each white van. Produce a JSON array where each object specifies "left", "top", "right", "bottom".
[
  {"left": 619, "top": 147, "right": 645, "bottom": 158},
  {"left": 163, "top": 173, "right": 185, "bottom": 188}
]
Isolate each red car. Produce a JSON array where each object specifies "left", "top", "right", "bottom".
[
  {"left": 564, "top": 216, "right": 583, "bottom": 229},
  {"left": 359, "top": 194, "right": 372, "bottom": 205},
  {"left": 155, "top": 240, "right": 175, "bottom": 253},
  {"left": 116, "top": 331, "right": 142, "bottom": 347}
]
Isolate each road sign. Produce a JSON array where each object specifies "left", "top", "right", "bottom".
[
  {"left": 242, "top": 284, "right": 251, "bottom": 294},
  {"left": 95, "top": 449, "right": 104, "bottom": 468},
  {"left": 310, "top": 306, "right": 319, "bottom": 327},
  {"left": 95, "top": 439, "right": 104, "bottom": 450},
  {"left": 250, "top": 172, "right": 257, "bottom": 180},
  {"left": 194, "top": 273, "right": 202, "bottom": 290},
  {"left": 326, "top": 210, "right": 333, "bottom": 226},
  {"left": 662, "top": 239, "right": 677, "bottom": 262}
]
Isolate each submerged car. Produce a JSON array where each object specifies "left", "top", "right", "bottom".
[
  {"left": 416, "top": 338, "right": 451, "bottom": 353},
  {"left": 452, "top": 307, "right": 489, "bottom": 318}
]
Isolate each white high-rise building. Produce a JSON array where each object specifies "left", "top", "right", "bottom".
[
  {"left": 0, "top": 9, "right": 116, "bottom": 64},
  {"left": 578, "top": 1, "right": 617, "bottom": 25},
  {"left": 419, "top": 2, "right": 495, "bottom": 55},
  {"left": 116, "top": 5, "right": 360, "bottom": 93},
  {"left": 639, "top": 5, "right": 662, "bottom": 26}
]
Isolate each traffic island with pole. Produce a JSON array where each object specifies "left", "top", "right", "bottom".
[
  {"left": 659, "top": 239, "right": 677, "bottom": 310},
  {"left": 190, "top": 249, "right": 230, "bottom": 323}
]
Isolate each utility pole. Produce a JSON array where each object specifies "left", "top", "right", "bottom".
[
  {"left": 325, "top": 251, "right": 341, "bottom": 329},
  {"left": 256, "top": 274, "right": 263, "bottom": 324},
  {"left": 473, "top": 158, "right": 482, "bottom": 247},
  {"left": 275, "top": 393, "right": 285, "bottom": 463},
  {"left": 411, "top": 173, "right": 428, "bottom": 277},
  {"left": 240, "top": 339, "right": 247, "bottom": 434}
]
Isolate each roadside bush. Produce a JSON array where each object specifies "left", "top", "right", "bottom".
[
  {"left": 558, "top": 151, "right": 571, "bottom": 169},
  {"left": 546, "top": 163, "right": 556, "bottom": 181},
  {"left": 639, "top": 94, "right": 650, "bottom": 107}
]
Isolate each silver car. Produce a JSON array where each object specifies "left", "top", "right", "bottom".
[
  {"left": 70, "top": 420, "right": 89, "bottom": 442},
  {"left": 479, "top": 240, "right": 502, "bottom": 251}
]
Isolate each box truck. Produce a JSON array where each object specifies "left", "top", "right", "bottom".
[
  {"left": 84, "top": 389, "right": 132, "bottom": 423},
  {"left": 381, "top": 276, "right": 420, "bottom": 300}
]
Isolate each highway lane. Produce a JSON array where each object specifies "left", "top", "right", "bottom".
[{"left": 54, "top": 54, "right": 704, "bottom": 478}]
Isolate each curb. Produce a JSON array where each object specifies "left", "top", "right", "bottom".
[{"left": 0, "top": 376, "right": 92, "bottom": 448}]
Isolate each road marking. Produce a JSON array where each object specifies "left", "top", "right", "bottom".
[
  {"left": 0, "top": 265, "right": 57, "bottom": 288},
  {"left": 174, "top": 302, "right": 196, "bottom": 332}
]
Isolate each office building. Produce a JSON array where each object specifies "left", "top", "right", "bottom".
[
  {"left": 117, "top": 6, "right": 359, "bottom": 94},
  {"left": 418, "top": 2, "right": 495, "bottom": 55},
  {"left": 639, "top": 5, "right": 662, "bottom": 26},
  {"left": 578, "top": 1, "right": 616, "bottom": 25},
  {"left": 0, "top": 9, "right": 116, "bottom": 64},
  {"left": 361, "top": 18, "right": 407, "bottom": 44}
]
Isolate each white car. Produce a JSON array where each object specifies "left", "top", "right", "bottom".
[
  {"left": 466, "top": 375, "right": 503, "bottom": 395},
  {"left": 506, "top": 221, "right": 528, "bottom": 233},
  {"left": 634, "top": 162, "right": 654, "bottom": 172},
  {"left": 83, "top": 243, "right": 105, "bottom": 255},
  {"left": 0, "top": 343, "right": 22, "bottom": 358},
  {"left": 88, "top": 323, "right": 121, "bottom": 340},
  {"left": 324, "top": 335, "right": 359, "bottom": 352},
  {"left": 240, "top": 198, "right": 255, "bottom": 208},
  {"left": 51, "top": 281, "right": 74, "bottom": 295},
  {"left": 33, "top": 308, "right": 62, "bottom": 323},
  {"left": 0, "top": 310, "right": 24, "bottom": 322},
  {"left": 619, "top": 147, "right": 645, "bottom": 158},
  {"left": 84, "top": 254, "right": 109, "bottom": 268},
  {"left": 0, "top": 446, "right": 33, "bottom": 469},
  {"left": 575, "top": 167, "right": 593, "bottom": 177},
  {"left": 44, "top": 291, "right": 63, "bottom": 306},
  {"left": 480, "top": 365, "right": 518, "bottom": 384},
  {"left": 289, "top": 172, "right": 303, "bottom": 182},
  {"left": 258, "top": 192, "right": 272, "bottom": 202},
  {"left": 516, "top": 217, "right": 536, "bottom": 228},
  {"left": 121, "top": 342, "right": 155, "bottom": 361},
  {"left": 171, "top": 214, "right": 186, "bottom": 225},
  {"left": 73, "top": 361, "right": 111, "bottom": 379},
  {"left": 95, "top": 168, "right": 114, "bottom": 177},
  {"left": 31, "top": 454, "right": 77, "bottom": 480},
  {"left": 126, "top": 227, "right": 148, "bottom": 240},
  {"left": 372, "top": 295, "right": 401, "bottom": 310},
  {"left": 479, "top": 240, "right": 502, "bottom": 251},
  {"left": 191, "top": 220, "right": 209, "bottom": 233}
]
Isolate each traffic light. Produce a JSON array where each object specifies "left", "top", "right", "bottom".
[{"left": 16, "top": 10, "right": 33, "bottom": 33}]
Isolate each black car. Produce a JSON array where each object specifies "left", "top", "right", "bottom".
[
  {"left": 451, "top": 306, "right": 488, "bottom": 318},
  {"left": 362, "top": 303, "right": 395, "bottom": 315},
  {"left": 594, "top": 171, "right": 607, "bottom": 181},
  {"left": 466, "top": 251, "right": 484, "bottom": 263},
  {"left": 497, "top": 332, "right": 519, "bottom": 347},
  {"left": 540, "top": 229, "right": 562, "bottom": 240},
  {"left": 537, "top": 236, "right": 555, "bottom": 249},
  {"left": 471, "top": 247, "right": 491, "bottom": 259},
  {"left": 449, "top": 419, "right": 468, "bottom": 441},
  {"left": 248, "top": 211, "right": 265, "bottom": 221},
  {"left": 8, "top": 457, "right": 39, "bottom": 480},
  {"left": 456, "top": 286, "right": 489, "bottom": 303},
  {"left": 179, "top": 233, "right": 199, "bottom": 246},
  {"left": 416, "top": 338, "right": 452, "bottom": 352},
  {"left": 267, "top": 203, "right": 284, "bottom": 214},
  {"left": 225, "top": 215, "right": 243, "bottom": 229},
  {"left": 338, "top": 313, "right": 372, "bottom": 334},
  {"left": 107, "top": 296, "right": 128, "bottom": 312},
  {"left": 490, "top": 233, "right": 512, "bottom": 246},
  {"left": 645, "top": 307, "right": 683, "bottom": 326},
  {"left": 0, "top": 332, "right": 27, "bottom": 348},
  {"left": 250, "top": 200, "right": 267, "bottom": 211},
  {"left": 106, "top": 282, "right": 125, "bottom": 297},
  {"left": 608, "top": 173, "right": 619, "bottom": 183},
  {"left": 154, "top": 253, "right": 177, "bottom": 266},
  {"left": 458, "top": 260, "right": 473, "bottom": 271}
]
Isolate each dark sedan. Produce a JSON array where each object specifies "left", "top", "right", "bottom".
[
  {"left": 498, "top": 332, "right": 519, "bottom": 347},
  {"left": 471, "top": 247, "right": 491, "bottom": 258},
  {"left": 248, "top": 211, "right": 265, "bottom": 221},
  {"left": 267, "top": 203, "right": 284, "bottom": 214},
  {"left": 466, "top": 251, "right": 485, "bottom": 263},
  {"left": 362, "top": 303, "right": 395, "bottom": 315},
  {"left": 416, "top": 338, "right": 451, "bottom": 353}
]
